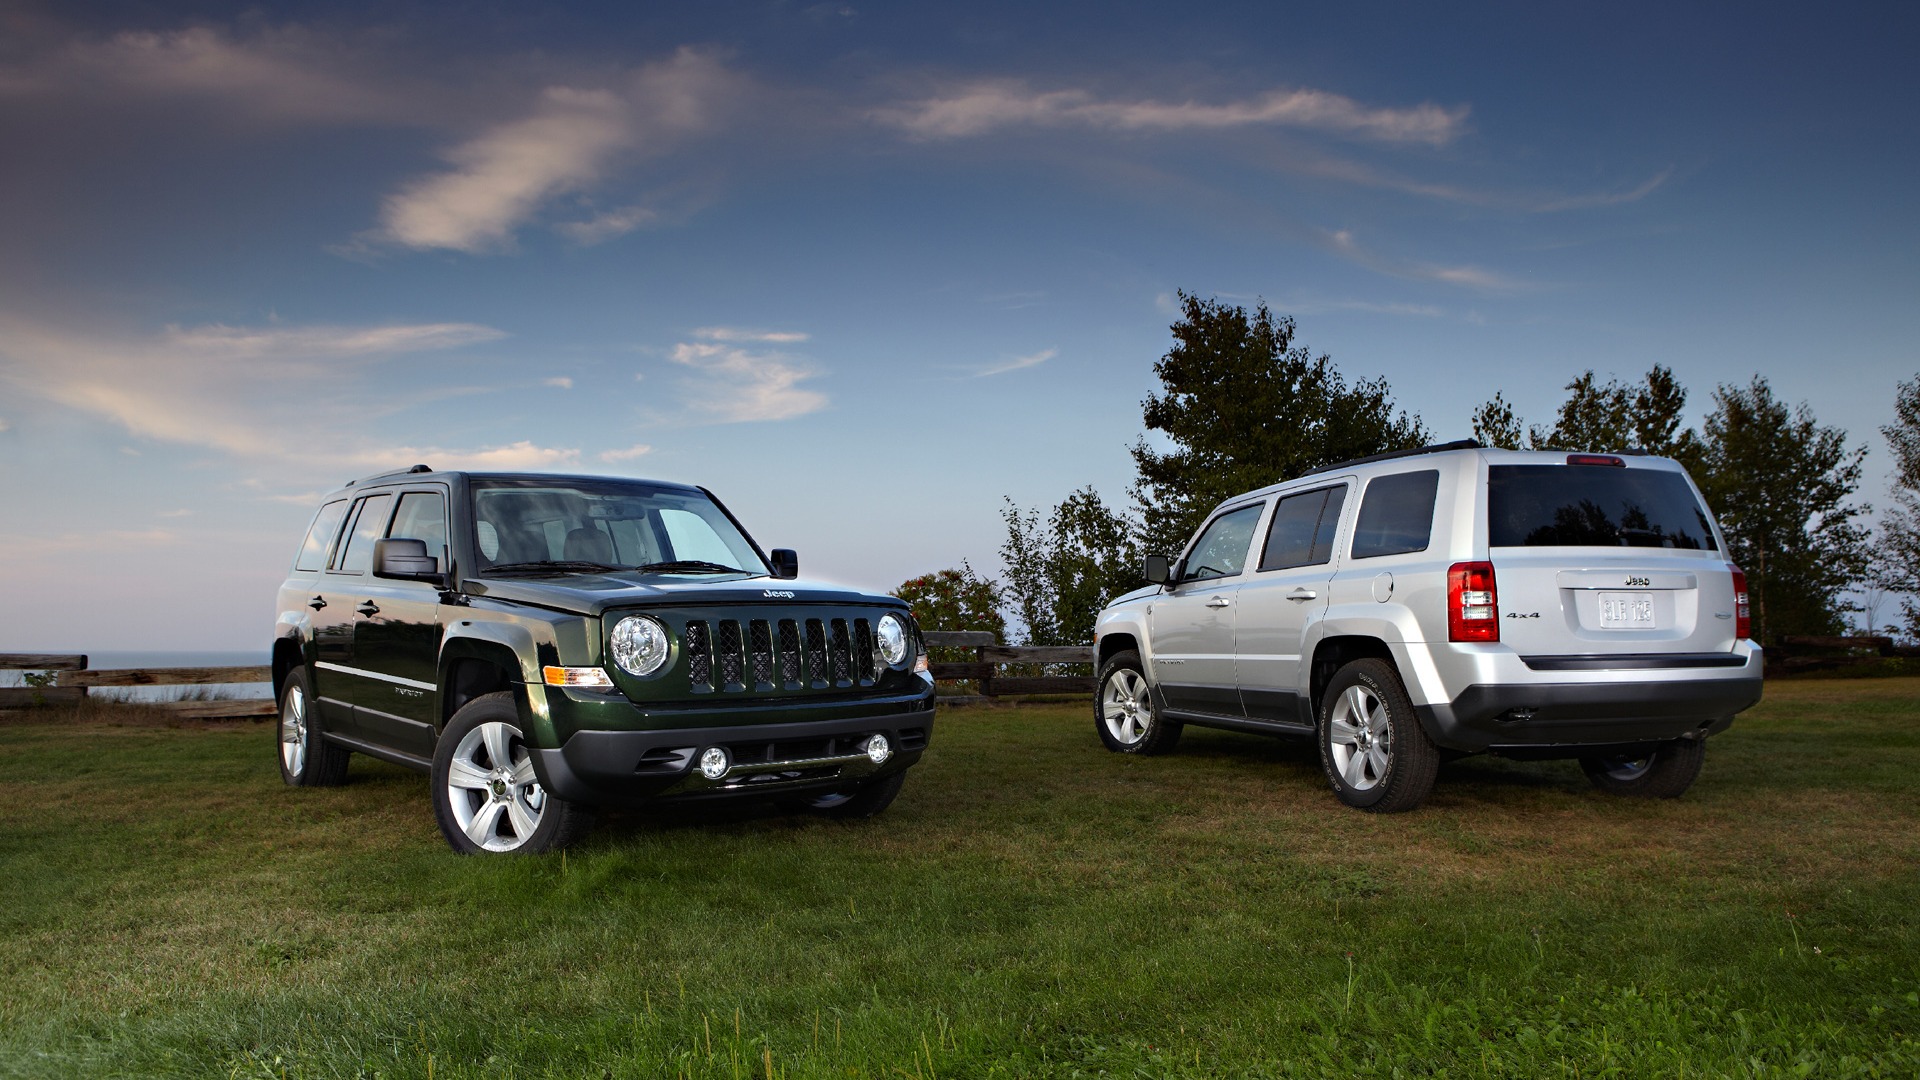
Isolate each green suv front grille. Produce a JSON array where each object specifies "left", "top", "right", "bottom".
[{"left": 683, "top": 614, "right": 879, "bottom": 693}]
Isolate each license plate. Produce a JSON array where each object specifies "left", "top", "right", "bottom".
[{"left": 1598, "top": 591, "right": 1655, "bottom": 629}]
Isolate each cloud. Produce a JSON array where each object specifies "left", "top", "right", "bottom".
[
  {"left": 0, "top": 417, "right": 8, "bottom": 432},
  {"left": 665, "top": 329, "right": 827, "bottom": 423},
  {"left": 1292, "top": 153, "right": 1672, "bottom": 213},
  {"left": 373, "top": 48, "right": 738, "bottom": 253},
  {"left": 1530, "top": 168, "right": 1673, "bottom": 212},
  {"left": 556, "top": 205, "right": 660, "bottom": 245},
  {"left": 600, "top": 443, "right": 654, "bottom": 462},
  {"left": 877, "top": 81, "right": 1467, "bottom": 145},
  {"left": 0, "top": 314, "right": 577, "bottom": 476},
  {"left": 975, "top": 348, "right": 1056, "bottom": 377},
  {"left": 545, "top": 376, "right": 574, "bottom": 389},
  {"left": 1321, "top": 229, "right": 1526, "bottom": 292}
]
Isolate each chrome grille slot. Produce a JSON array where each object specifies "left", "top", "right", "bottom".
[
  {"left": 854, "top": 618, "right": 876, "bottom": 683},
  {"left": 805, "top": 619, "right": 828, "bottom": 684},
  {"left": 778, "top": 620, "right": 802, "bottom": 686},
  {"left": 829, "top": 619, "right": 852, "bottom": 685},
  {"left": 684, "top": 620, "right": 713, "bottom": 691},
  {"left": 749, "top": 619, "right": 774, "bottom": 688},
  {"left": 716, "top": 619, "right": 744, "bottom": 689}
]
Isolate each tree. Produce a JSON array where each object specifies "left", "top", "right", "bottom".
[
  {"left": 999, "top": 487, "right": 1139, "bottom": 646},
  {"left": 1527, "top": 371, "right": 1632, "bottom": 451},
  {"left": 1876, "top": 375, "right": 1920, "bottom": 636},
  {"left": 1131, "top": 292, "right": 1429, "bottom": 555},
  {"left": 892, "top": 564, "right": 1006, "bottom": 678},
  {"left": 1471, "top": 391, "right": 1524, "bottom": 449},
  {"left": 1694, "top": 376, "right": 1869, "bottom": 643}
]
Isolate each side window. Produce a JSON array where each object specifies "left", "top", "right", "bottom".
[
  {"left": 1258, "top": 486, "right": 1347, "bottom": 572},
  {"left": 335, "top": 493, "right": 394, "bottom": 575},
  {"left": 1351, "top": 470, "right": 1439, "bottom": 559},
  {"left": 659, "top": 508, "right": 739, "bottom": 565},
  {"left": 1181, "top": 504, "right": 1264, "bottom": 582},
  {"left": 294, "top": 500, "right": 349, "bottom": 572},
  {"left": 389, "top": 492, "right": 448, "bottom": 569}
]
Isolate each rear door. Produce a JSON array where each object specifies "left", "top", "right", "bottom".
[
  {"left": 1149, "top": 502, "right": 1265, "bottom": 717},
  {"left": 1485, "top": 459, "right": 1740, "bottom": 659},
  {"left": 1235, "top": 482, "right": 1349, "bottom": 726}
]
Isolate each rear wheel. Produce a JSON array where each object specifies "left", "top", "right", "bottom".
[
  {"left": 277, "top": 666, "right": 349, "bottom": 787},
  {"left": 786, "top": 771, "right": 907, "bottom": 819},
  {"left": 1580, "top": 740, "right": 1705, "bottom": 798},
  {"left": 1094, "top": 650, "right": 1182, "bottom": 754},
  {"left": 1317, "top": 659, "right": 1438, "bottom": 813},
  {"left": 432, "top": 691, "right": 594, "bottom": 854}
]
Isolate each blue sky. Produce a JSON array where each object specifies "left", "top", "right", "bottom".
[{"left": 1, "top": 1, "right": 1915, "bottom": 650}]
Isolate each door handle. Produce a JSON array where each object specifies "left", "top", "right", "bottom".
[
  {"left": 308, "top": 595, "right": 327, "bottom": 611},
  {"left": 1287, "top": 588, "right": 1318, "bottom": 602},
  {"left": 356, "top": 601, "right": 380, "bottom": 617},
  {"left": 1206, "top": 596, "right": 1231, "bottom": 608}
]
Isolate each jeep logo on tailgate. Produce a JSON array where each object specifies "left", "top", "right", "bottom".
[{"left": 763, "top": 590, "right": 795, "bottom": 598}]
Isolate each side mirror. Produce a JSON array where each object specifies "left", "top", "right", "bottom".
[
  {"left": 769, "top": 548, "right": 799, "bottom": 579},
  {"left": 1144, "top": 554, "right": 1171, "bottom": 585},
  {"left": 374, "top": 538, "right": 444, "bottom": 583}
]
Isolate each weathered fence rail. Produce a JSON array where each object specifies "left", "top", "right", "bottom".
[
  {"left": 1768, "top": 634, "right": 1920, "bottom": 674},
  {"left": 0, "top": 655, "right": 275, "bottom": 718},
  {"left": 922, "top": 632, "right": 1095, "bottom": 703}
]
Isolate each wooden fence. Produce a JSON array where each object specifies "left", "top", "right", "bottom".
[
  {"left": 1767, "top": 635, "right": 1920, "bottom": 674},
  {"left": 0, "top": 654, "right": 276, "bottom": 719},
  {"left": 921, "top": 632, "right": 1095, "bottom": 703}
]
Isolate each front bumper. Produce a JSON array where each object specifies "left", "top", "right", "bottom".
[{"left": 528, "top": 708, "right": 934, "bottom": 805}]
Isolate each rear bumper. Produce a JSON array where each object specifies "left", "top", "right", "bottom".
[
  {"left": 1414, "top": 672, "right": 1762, "bottom": 754},
  {"left": 528, "top": 708, "right": 934, "bottom": 805}
]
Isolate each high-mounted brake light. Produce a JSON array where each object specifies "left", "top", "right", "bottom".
[
  {"left": 1729, "top": 566, "right": 1751, "bottom": 640},
  {"left": 1566, "top": 454, "right": 1626, "bottom": 467},
  {"left": 1448, "top": 561, "right": 1499, "bottom": 642}
]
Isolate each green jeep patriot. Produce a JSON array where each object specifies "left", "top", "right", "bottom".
[{"left": 273, "top": 467, "right": 935, "bottom": 853}]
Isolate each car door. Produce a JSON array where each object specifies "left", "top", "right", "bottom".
[
  {"left": 312, "top": 492, "right": 394, "bottom": 737},
  {"left": 1149, "top": 502, "right": 1265, "bottom": 718},
  {"left": 1234, "top": 482, "right": 1349, "bottom": 728},
  {"left": 349, "top": 488, "right": 449, "bottom": 760}
]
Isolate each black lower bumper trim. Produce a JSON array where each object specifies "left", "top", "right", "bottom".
[
  {"left": 1415, "top": 674, "right": 1762, "bottom": 754},
  {"left": 1520, "top": 652, "right": 1750, "bottom": 671}
]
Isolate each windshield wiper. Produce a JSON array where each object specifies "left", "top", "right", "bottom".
[
  {"left": 481, "top": 560, "right": 627, "bottom": 575},
  {"left": 632, "top": 560, "right": 749, "bottom": 575}
]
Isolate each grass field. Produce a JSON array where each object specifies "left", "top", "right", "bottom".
[{"left": 1, "top": 679, "right": 1917, "bottom": 1078}]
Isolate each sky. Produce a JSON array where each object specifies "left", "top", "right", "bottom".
[{"left": 1, "top": 1, "right": 1916, "bottom": 651}]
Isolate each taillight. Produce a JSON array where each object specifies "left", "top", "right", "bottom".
[
  {"left": 1448, "top": 561, "right": 1499, "bottom": 642},
  {"left": 1729, "top": 566, "right": 1751, "bottom": 640}
]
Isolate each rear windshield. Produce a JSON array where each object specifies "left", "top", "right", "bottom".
[{"left": 1488, "top": 465, "right": 1718, "bottom": 550}]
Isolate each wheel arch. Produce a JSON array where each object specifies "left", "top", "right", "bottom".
[
  {"left": 1096, "top": 632, "right": 1141, "bottom": 670},
  {"left": 438, "top": 637, "right": 530, "bottom": 731},
  {"left": 271, "top": 635, "right": 306, "bottom": 698},
  {"left": 1309, "top": 635, "right": 1399, "bottom": 721}
]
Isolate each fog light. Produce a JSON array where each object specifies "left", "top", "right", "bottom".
[
  {"left": 699, "top": 746, "right": 730, "bottom": 780},
  {"left": 864, "top": 734, "right": 891, "bottom": 765}
]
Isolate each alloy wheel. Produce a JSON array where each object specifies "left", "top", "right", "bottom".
[
  {"left": 1327, "top": 684, "right": 1392, "bottom": 791},
  {"left": 445, "top": 721, "right": 547, "bottom": 852}
]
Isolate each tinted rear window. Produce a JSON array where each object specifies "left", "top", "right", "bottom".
[
  {"left": 1351, "top": 471, "right": 1438, "bottom": 559},
  {"left": 1488, "top": 465, "right": 1718, "bottom": 549}
]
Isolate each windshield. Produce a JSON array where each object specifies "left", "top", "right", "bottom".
[
  {"left": 469, "top": 479, "right": 767, "bottom": 574},
  {"left": 1488, "top": 465, "right": 1719, "bottom": 550}
]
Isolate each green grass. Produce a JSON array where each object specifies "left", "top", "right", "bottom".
[{"left": 2, "top": 680, "right": 1917, "bottom": 1078}]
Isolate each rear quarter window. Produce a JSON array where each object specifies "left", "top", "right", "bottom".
[
  {"left": 1488, "top": 465, "right": 1718, "bottom": 549},
  {"left": 294, "top": 500, "right": 349, "bottom": 572},
  {"left": 1350, "top": 470, "right": 1439, "bottom": 559}
]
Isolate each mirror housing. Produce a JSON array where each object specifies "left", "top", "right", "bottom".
[
  {"left": 769, "top": 548, "right": 799, "bottom": 579},
  {"left": 373, "top": 538, "right": 444, "bottom": 583},
  {"left": 1144, "top": 554, "right": 1171, "bottom": 585}
]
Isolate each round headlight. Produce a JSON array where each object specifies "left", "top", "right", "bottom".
[
  {"left": 876, "top": 613, "right": 910, "bottom": 667},
  {"left": 610, "top": 615, "right": 671, "bottom": 677}
]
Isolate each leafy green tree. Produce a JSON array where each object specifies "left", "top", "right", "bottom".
[
  {"left": 999, "top": 487, "right": 1139, "bottom": 646},
  {"left": 1875, "top": 375, "right": 1920, "bottom": 636},
  {"left": 892, "top": 564, "right": 1006, "bottom": 683},
  {"left": 1527, "top": 371, "right": 1632, "bottom": 451},
  {"left": 1695, "top": 376, "right": 1869, "bottom": 643},
  {"left": 1131, "top": 292, "right": 1428, "bottom": 555},
  {"left": 1471, "top": 391, "right": 1524, "bottom": 449}
]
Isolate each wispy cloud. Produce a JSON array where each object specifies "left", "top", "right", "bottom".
[
  {"left": 372, "top": 48, "right": 738, "bottom": 254},
  {"left": 600, "top": 443, "right": 654, "bottom": 462},
  {"left": 975, "top": 348, "right": 1056, "bottom": 377},
  {"left": 1321, "top": 229, "right": 1526, "bottom": 292},
  {"left": 0, "top": 417, "right": 8, "bottom": 433},
  {"left": 664, "top": 327, "right": 827, "bottom": 423},
  {"left": 545, "top": 376, "right": 574, "bottom": 389},
  {"left": 1530, "top": 168, "right": 1673, "bottom": 212},
  {"left": 877, "top": 81, "right": 1467, "bottom": 145},
  {"left": 557, "top": 205, "right": 660, "bottom": 245},
  {"left": 1292, "top": 153, "right": 1672, "bottom": 213}
]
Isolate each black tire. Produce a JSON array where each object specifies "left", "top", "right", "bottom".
[
  {"left": 1580, "top": 740, "right": 1706, "bottom": 798},
  {"left": 787, "top": 771, "right": 908, "bottom": 819},
  {"left": 1094, "top": 649, "right": 1183, "bottom": 755},
  {"left": 277, "top": 665, "right": 349, "bottom": 787},
  {"left": 431, "top": 691, "right": 594, "bottom": 854},
  {"left": 1317, "top": 658, "right": 1438, "bottom": 813}
]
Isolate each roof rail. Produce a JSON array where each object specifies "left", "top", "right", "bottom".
[
  {"left": 1296, "top": 439, "right": 1483, "bottom": 480},
  {"left": 345, "top": 463, "right": 434, "bottom": 487}
]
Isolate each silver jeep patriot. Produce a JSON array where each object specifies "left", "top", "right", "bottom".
[{"left": 1092, "top": 441, "right": 1763, "bottom": 812}]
